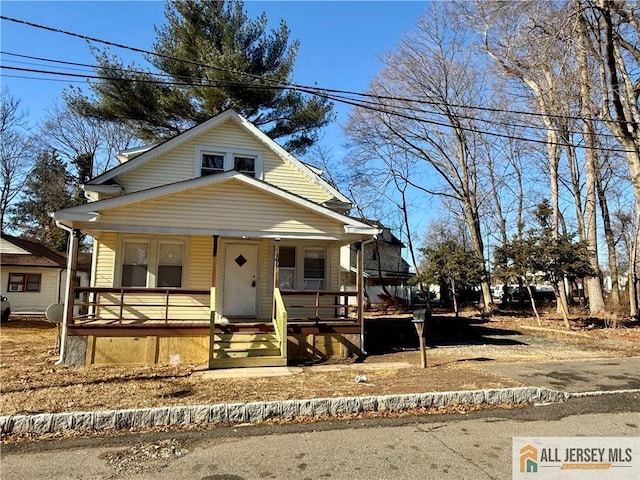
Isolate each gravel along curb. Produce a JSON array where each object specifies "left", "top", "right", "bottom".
[{"left": 0, "top": 387, "right": 569, "bottom": 437}]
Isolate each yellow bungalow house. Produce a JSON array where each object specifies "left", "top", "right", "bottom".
[{"left": 52, "top": 110, "right": 379, "bottom": 368}]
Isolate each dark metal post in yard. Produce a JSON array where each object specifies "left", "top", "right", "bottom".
[{"left": 412, "top": 309, "right": 428, "bottom": 368}]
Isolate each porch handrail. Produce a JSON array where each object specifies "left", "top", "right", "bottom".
[
  {"left": 72, "top": 287, "right": 210, "bottom": 324},
  {"left": 280, "top": 290, "right": 358, "bottom": 323},
  {"left": 273, "top": 287, "right": 288, "bottom": 357}
]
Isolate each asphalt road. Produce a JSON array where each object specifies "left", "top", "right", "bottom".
[
  {"left": 2, "top": 392, "right": 639, "bottom": 480},
  {"left": 481, "top": 357, "right": 640, "bottom": 392}
]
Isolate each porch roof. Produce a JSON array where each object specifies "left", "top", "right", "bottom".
[{"left": 53, "top": 171, "right": 379, "bottom": 242}]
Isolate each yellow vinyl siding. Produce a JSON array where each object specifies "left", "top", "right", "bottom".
[
  {"left": 114, "top": 119, "right": 334, "bottom": 204},
  {"left": 189, "top": 236, "right": 213, "bottom": 289},
  {"left": 263, "top": 160, "right": 332, "bottom": 204},
  {"left": 98, "top": 179, "right": 345, "bottom": 236},
  {"left": 94, "top": 232, "right": 117, "bottom": 287},
  {"left": 330, "top": 244, "right": 340, "bottom": 290},
  {"left": 260, "top": 238, "right": 272, "bottom": 319}
]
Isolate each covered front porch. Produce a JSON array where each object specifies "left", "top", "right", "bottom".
[
  {"left": 61, "top": 232, "right": 370, "bottom": 368},
  {"left": 53, "top": 172, "right": 378, "bottom": 368}
]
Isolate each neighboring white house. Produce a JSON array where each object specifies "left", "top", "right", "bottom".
[
  {"left": 0, "top": 234, "right": 90, "bottom": 314},
  {"left": 340, "top": 222, "right": 413, "bottom": 304}
]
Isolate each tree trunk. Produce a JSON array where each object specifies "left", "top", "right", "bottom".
[
  {"left": 630, "top": 221, "right": 640, "bottom": 318},
  {"left": 525, "top": 281, "right": 542, "bottom": 326},
  {"left": 575, "top": 2, "right": 606, "bottom": 314},
  {"left": 451, "top": 279, "right": 459, "bottom": 319},
  {"left": 595, "top": 158, "right": 621, "bottom": 306}
]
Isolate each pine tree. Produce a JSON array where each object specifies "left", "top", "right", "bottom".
[
  {"left": 416, "top": 240, "right": 485, "bottom": 318},
  {"left": 66, "top": 0, "right": 333, "bottom": 154},
  {"left": 9, "top": 150, "right": 77, "bottom": 251}
]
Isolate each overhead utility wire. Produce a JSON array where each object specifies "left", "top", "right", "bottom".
[
  {"left": 1, "top": 63, "right": 635, "bottom": 154},
  {"left": 1, "top": 14, "right": 632, "bottom": 128},
  {"left": 0, "top": 51, "right": 624, "bottom": 143}
]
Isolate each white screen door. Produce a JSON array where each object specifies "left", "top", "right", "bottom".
[{"left": 223, "top": 243, "right": 258, "bottom": 317}]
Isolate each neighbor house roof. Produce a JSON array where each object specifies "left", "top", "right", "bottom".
[
  {"left": 1, "top": 234, "right": 67, "bottom": 268},
  {"left": 1, "top": 233, "right": 91, "bottom": 271}
]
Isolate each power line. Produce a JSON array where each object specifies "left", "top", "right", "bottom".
[
  {"left": 4, "top": 50, "right": 611, "bottom": 142},
  {"left": 1, "top": 62, "right": 637, "bottom": 155},
  {"left": 1, "top": 15, "right": 632, "bottom": 127},
  {"left": 1, "top": 16, "right": 638, "bottom": 155}
]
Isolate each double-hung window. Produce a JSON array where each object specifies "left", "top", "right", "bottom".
[
  {"left": 120, "top": 239, "right": 185, "bottom": 288},
  {"left": 157, "top": 243, "right": 183, "bottom": 287},
  {"left": 278, "top": 247, "right": 296, "bottom": 290},
  {"left": 303, "top": 249, "right": 325, "bottom": 290},
  {"left": 277, "top": 246, "right": 326, "bottom": 290},
  {"left": 122, "top": 242, "right": 149, "bottom": 287},
  {"left": 196, "top": 146, "right": 262, "bottom": 179},
  {"left": 7, "top": 273, "right": 41, "bottom": 292}
]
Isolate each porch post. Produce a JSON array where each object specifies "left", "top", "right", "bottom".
[
  {"left": 57, "top": 228, "right": 80, "bottom": 365},
  {"left": 356, "top": 241, "right": 364, "bottom": 352},
  {"left": 273, "top": 238, "right": 280, "bottom": 317},
  {"left": 209, "top": 235, "right": 219, "bottom": 369}
]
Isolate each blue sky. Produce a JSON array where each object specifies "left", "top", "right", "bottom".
[{"left": 1, "top": 1, "right": 429, "bottom": 157}]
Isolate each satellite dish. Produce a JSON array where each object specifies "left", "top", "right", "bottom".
[{"left": 45, "top": 303, "right": 64, "bottom": 324}]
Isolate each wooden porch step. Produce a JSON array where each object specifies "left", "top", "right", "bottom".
[
  {"left": 213, "top": 333, "right": 279, "bottom": 342},
  {"left": 209, "top": 356, "right": 287, "bottom": 369},
  {"left": 211, "top": 348, "right": 282, "bottom": 358},
  {"left": 213, "top": 341, "right": 280, "bottom": 351},
  {"left": 215, "top": 323, "right": 275, "bottom": 334}
]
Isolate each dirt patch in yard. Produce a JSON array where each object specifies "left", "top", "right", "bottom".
[{"left": 1, "top": 312, "right": 638, "bottom": 418}]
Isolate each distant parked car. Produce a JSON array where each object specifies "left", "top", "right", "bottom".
[
  {"left": 1, "top": 296, "right": 10, "bottom": 323},
  {"left": 503, "top": 286, "right": 556, "bottom": 305}
]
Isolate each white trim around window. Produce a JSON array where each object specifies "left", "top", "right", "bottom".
[
  {"left": 275, "top": 244, "right": 329, "bottom": 291},
  {"left": 195, "top": 145, "right": 264, "bottom": 179},
  {"left": 115, "top": 236, "right": 189, "bottom": 288}
]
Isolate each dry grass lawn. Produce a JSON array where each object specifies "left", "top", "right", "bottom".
[{"left": 1, "top": 311, "right": 638, "bottom": 417}]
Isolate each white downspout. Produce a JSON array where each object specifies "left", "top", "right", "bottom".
[{"left": 54, "top": 220, "right": 78, "bottom": 366}]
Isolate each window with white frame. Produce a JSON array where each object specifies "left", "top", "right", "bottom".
[
  {"left": 303, "top": 249, "right": 326, "bottom": 290},
  {"left": 278, "top": 247, "right": 296, "bottom": 290},
  {"left": 196, "top": 146, "right": 262, "bottom": 178},
  {"left": 276, "top": 246, "right": 327, "bottom": 290},
  {"left": 157, "top": 243, "right": 183, "bottom": 287},
  {"left": 201, "top": 153, "right": 225, "bottom": 176},
  {"left": 121, "top": 242, "right": 149, "bottom": 287},
  {"left": 120, "top": 239, "right": 186, "bottom": 288}
]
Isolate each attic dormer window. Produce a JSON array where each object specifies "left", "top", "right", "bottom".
[
  {"left": 234, "top": 155, "right": 255, "bottom": 176},
  {"left": 201, "top": 153, "right": 225, "bottom": 176},
  {"left": 196, "top": 146, "right": 262, "bottom": 179}
]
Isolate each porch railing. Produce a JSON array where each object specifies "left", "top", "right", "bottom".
[
  {"left": 280, "top": 290, "right": 359, "bottom": 324},
  {"left": 71, "top": 287, "right": 210, "bottom": 325},
  {"left": 273, "top": 287, "right": 287, "bottom": 357}
]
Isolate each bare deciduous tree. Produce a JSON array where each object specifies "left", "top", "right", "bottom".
[
  {"left": 345, "top": 4, "right": 496, "bottom": 311},
  {"left": 1, "top": 88, "right": 34, "bottom": 231}
]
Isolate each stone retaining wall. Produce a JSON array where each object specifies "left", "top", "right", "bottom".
[{"left": 0, "top": 387, "right": 569, "bottom": 437}]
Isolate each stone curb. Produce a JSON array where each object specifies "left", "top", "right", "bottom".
[{"left": 0, "top": 387, "right": 569, "bottom": 437}]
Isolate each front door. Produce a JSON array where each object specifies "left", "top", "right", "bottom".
[{"left": 223, "top": 242, "right": 259, "bottom": 317}]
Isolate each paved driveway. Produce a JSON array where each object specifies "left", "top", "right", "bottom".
[{"left": 481, "top": 357, "right": 640, "bottom": 393}]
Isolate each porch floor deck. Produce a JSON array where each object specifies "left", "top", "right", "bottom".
[{"left": 67, "top": 318, "right": 361, "bottom": 336}]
